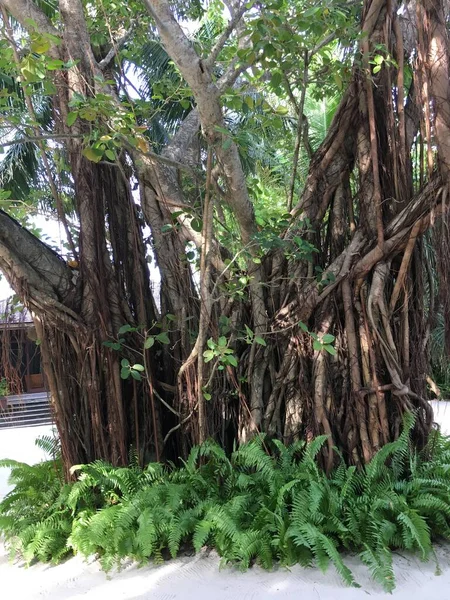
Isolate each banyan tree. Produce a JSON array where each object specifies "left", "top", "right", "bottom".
[{"left": 0, "top": 0, "right": 448, "bottom": 474}]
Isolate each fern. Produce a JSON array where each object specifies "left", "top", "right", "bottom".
[
  {"left": 359, "top": 543, "right": 395, "bottom": 593},
  {"left": 2, "top": 424, "right": 450, "bottom": 591},
  {"left": 35, "top": 433, "right": 61, "bottom": 460}
]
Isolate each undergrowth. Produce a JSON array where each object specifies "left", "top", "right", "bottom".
[{"left": 1, "top": 415, "right": 450, "bottom": 592}]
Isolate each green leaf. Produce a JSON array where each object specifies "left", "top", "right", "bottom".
[
  {"left": 31, "top": 37, "right": 51, "bottom": 54},
  {"left": 47, "top": 59, "right": 64, "bottom": 71},
  {"left": 324, "top": 345, "right": 337, "bottom": 356},
  {"left": 43, "top": 80, "right": 56, "bottom": 95},
  {"left": 105, "top": 149, "right": 116, "bottom": 161},
  {"left": 21, "top": 63, "right": 46, "bottom": 82},
  {"left": 79, "top": 107, "right": 97, "bottom": 121},
  {"left": 255, "top": 336, "right": 266, "bottom": 346},
  {"left": 203, "top": 349, "right": 215, "bottom": 363},
  {"left": 82, "top": 146, "right": 103, "bottom": 163},
  {"left": 214, "top": 125, "right": 230, "bottom": 136},
  {"left": 156, "top": 332, "right": 170, "bottom": 344},
  {"left": 333, "top": 72, "right": 343, "bottom": 90},
  {"left": 218, "top": 336, "right": 227, "bottom": 348},
  {"left": 131, "top": 370, "right": 142, "bottom": 381},
  {"left": 144, "top": 336, "right": 155, "bottom": 349},
  {"left": 42, "top": 32, "right": 61, "bottom": 46},
  {"left": 118, "top": 324, "right": 133, "bottom": 334},
  {"left": 244, "top": 95, "right": 254, "bottom": 109},
  {"left": 226, "top": 355, "right": 238, "bottom": 367},
  {"left": 203, "top": 392, "right": 212, "bottom": 401},
  {"left": 322, "top": 334, "right": 335, "bottom": 344},
  {"left": 132, "top": 364, "right": 145, "bottom": 372},
  {"left": 270, "top": 71, "right": 282, "bottom": 88},
  {"left": 313, "top": 340, "right": 322, "bottom": 352},
  {"left": 274, "top": 105, "right": 289, "bottom": 115},
  {"left": 121, "top": 358, "right": 130, "bottom": 368},
  {"left": 120, "top": 367, "right": 130, "bottom": 379},
  {"left": 303, "top": 5, "right": 321, "bottom": 17},
  {"left": 299, "top": 321, "right": 309, "bottom": 333},
  {"left": 222, "top": 137, "right": 232, "bottom": 151},
  {"left": 191, "top": 218, "right": 203, "bottom": 232}
]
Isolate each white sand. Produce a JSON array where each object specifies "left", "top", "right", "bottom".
[
  {"left": 1, "top": 543, "right": 450, "bottom": 599},
  {"left": 0, "top": 424, "right": 56, "bottom": 498},
  {"left": 1, "top": 403, "right": 450, "bottom": 599},
  {"left": 430, "top": 399, "right": 450, "bottom": 434}
]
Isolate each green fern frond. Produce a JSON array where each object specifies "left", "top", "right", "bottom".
[
  {"left": 35, "top": 434, "right": 61, "bottom": 459},
  {"left": 397, "top": 510, "right": 431, "bottom": 558},
  {"left": 193, "top": 519, "right": 213, "bottom": 551},
  {"left": 359, "top": 543, "right": 395, "bottom": 593},
  {"left": 3, "top": 429, "right": 450, "bottom": 592}
]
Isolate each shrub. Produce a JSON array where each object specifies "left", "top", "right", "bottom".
[{"left": 1, "top": 417, "right": 450, "bottom": 591}]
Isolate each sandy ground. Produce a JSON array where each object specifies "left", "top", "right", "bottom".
[
  {"left": 0, "top": 424, "right": 56, "bottom": 498},
  {"left": 1, "top": 542, "right": 450, "bottom": 599},
  {"left": 430, "top": 399, "right": 450, "bottom": 434},
  {"left": 1, "top": 403, "right": 450, "bottom": 599}
]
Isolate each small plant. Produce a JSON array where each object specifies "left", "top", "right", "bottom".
[
  {"left": 103, "top": 321, "right": 172, "bottom": 382},
  {"left": 299, "top": 321, "right": 337, "bottom": 356},
  {"left": 203, "top": 336, "right": 239, "bottom": 368},
  {"left": 35, "top": 431, "right": 61, "bottom": 461},
  {"left": 0, "top": 458, "right": 72, "bottom": 563},
  {"left": 1, "top": 418, "right": 450, "bottom": 591},
  {"left": 0, "top": 377, "right": 10, "bottom": 397}
]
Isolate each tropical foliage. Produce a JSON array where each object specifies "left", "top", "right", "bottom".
[
  {"left": 0, "top": 0, "right": 449, "bottom": 496},
  {"left": 1, "top": 419, "right": 450, "bottom": 592}
]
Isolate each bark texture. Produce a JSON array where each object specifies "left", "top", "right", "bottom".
[{"left": 0, "top": 0, "right": 447, "bottom": 471}]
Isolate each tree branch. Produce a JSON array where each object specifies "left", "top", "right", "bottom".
[
  {"left": 0, "top": 134, "right": 85, "bottom": 148},
  {"left": 310, "top": 32, "right": 336, "bottom": 57},
  {"left": 162, "top": 109, "right": 200, "bottom": 166},
  {"left": 144, "top": 0, "right": 257, "bottom": 247},
  {"left": 0, "top": 133, "right": 199, "bottom": 173},
  {"left": 59, "top": 0, "right": 101, "bottom": 79},
  {"left": 204, "top": 2, "right": 252, "bottom": 68},
  {"left": 144, "top": 4, "right": 268, "bottom": 419},
  {"left": 0, "top": 0, "right": 59, "bottom": 39},
  {"left": 98, "top": 21, "right": 137, "bottom": 70},
  {"left": 0, "top": 209, "right": 75, "bottom": 308}
]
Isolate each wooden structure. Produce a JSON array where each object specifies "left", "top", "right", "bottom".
[{"left": 0, "top": 300, "right": 46, "bottom": 395}]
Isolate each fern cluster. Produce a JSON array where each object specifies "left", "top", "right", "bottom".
[{"left": 2, "top": 417, "right": 450, "bottom": 591}]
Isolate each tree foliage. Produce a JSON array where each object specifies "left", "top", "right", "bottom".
[{"left": 0, "top": 0, "right": 448, "bottom": 471}]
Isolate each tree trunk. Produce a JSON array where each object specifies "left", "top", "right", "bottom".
[{"left": 0, "top": 0, "right": 448, "bottom": 474}]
